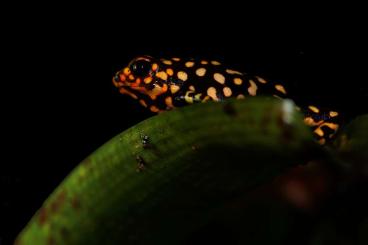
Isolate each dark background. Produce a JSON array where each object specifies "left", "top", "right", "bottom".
[{"left": 1, "top": 6, "right": 367, "bottom": 244}]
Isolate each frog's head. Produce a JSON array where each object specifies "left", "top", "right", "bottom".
[{"left": 113, "top": 56, "right": 168, "bottom": 102}]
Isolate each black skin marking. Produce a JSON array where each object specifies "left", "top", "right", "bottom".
[
  {"left": 168, "top": 77, "right": 184, "bottom": 86},
  {"left": 173, "top": 94, "right": 189, "bottom": 107},
  {"left": 154, "top": 79, "right": 165, "bottom": 87},
  {"left": 135, "top": 155, "right": 146, "bottom": 172},
  {"left": 146, "top": 82, "right": 156, "bottom": 90},
  {"left": 216, "top": 90, "right": 225, "bottom": 101},
  {"left": 320, "top": 125, "right": 337, "bottom": 139}
]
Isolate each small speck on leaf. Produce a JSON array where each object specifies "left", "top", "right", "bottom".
[{"left": 136, "top": 155, "right": 146, "bottom": 172}]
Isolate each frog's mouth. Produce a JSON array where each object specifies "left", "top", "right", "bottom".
[
  {"left": 113, "top": 72, "right": 169, "bottom": 101},
  {"left": 113, "top": 76, "right": 141, "bottom": 100},
  {"left": 118, "top": 86, "right": 140, "bottom": 100}
]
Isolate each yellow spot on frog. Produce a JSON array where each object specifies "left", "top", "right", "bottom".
[
  {"left": 321, "top": 122, "right": 339, "bottom": 131},
  {"left": 146, "top": 84, "right": 168, "bottom": 100},
  {"left": 223, "top": 87, "right": 232, "bottom": 97},
  {"left": 329, "top": 111, "right": 339, "bottom": 117},
  {"left": 314, "top": 127, "right": 324, "bottom": 137},
  {"left": 177, "top": 71, "right": 188, "bottom": 81},
  {"left": 162, "top": 59, "right": 172, "bottom": 65},
  {"left": 308, "top": 105, "right": 320, "bottom": 113},
  {"left": 172, "top": 57, "right": 180, "bottom": 61},
  {"left": 152, "top": 63, "right": 158, "bottom": 71},
  {"left": 304, "top": 117, "right": 321, "bottom": 127},
  {"left": 170, "top": 84, "right": 180, "bottom": 94},
  {"left": 194, "top": 93, "right": 202, "bottom": 101},
  {"left": 226, "top": 69, "right": 242, "bottom": 75},
  {"left": 211, "top": 60, "right": 221, "bottom": 65},
  {"left": 156, "top": 71, "right": 168, "bottom": 80},
  {"left": 237, "top": 94, "right": 245, "bottom": 99},
  {"left": 213, "top": 73, "right": 225, "bottom": 84},
  {"left": 275, "top": 84, "right": 287, "bottom": 95},
  {"left": 184, "top": 91, "right": 194, "bottom": 103},
  {"left": 144, "top": 77, "right": 152, "bottom": 84},
  {"left": 189, "top": 85, "right": 195, "bottom": 91},
  {"left": 207, "top": 87, "right": 219, "bottom": 101},
  {"left": 165, "top": 97, "right": 173, "bottom": 107},
  {"left": 119, "top": 87, "right": 138, "bottom": 100},
  {"left": 201, "top": 60, "right": 208, "bottom": 65},
  {"left": 123, "top": 67, "right": 131, "bottom": 75},
  {"left": 233, "top": 77, "right": 243, "bottom": 85},
  {"left": 247, "top": 79, "right": 257, "bottom": 96},
  {"left": 255, "top": 76, "right": 267, "bottom": 84},
  {"left": 185, "top": 61, "right": 195, "bottom": 68},
  {"left": 139, "top": 99, "right": 148, "bottom": 108},
  {"left": 202, "top": 95, "right": 211, "bottom": 102},
  {"left": 150, "top": 105, "right": 160, "bottom": 113},
  {"left": 166, "top": 68, "right": 174, "bottom": 76},
  {"left": 196, "top": 68, "right": 206, "bottom": 76}
]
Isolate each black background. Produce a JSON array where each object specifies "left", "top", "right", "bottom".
[{"left": 1, "top": 6, "right": 367, "bottom": 244}]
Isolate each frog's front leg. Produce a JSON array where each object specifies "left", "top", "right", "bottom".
[{"left": 173, "top": 90, "right": 213, "bottom": 106}]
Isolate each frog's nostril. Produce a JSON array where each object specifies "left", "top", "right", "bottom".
[{"left": 114, "top": 73, "right": 120, "bottom": 82}]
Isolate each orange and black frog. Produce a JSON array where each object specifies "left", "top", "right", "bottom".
[{"left": 113, "top": 55, "right": 340, "bottom": 145}]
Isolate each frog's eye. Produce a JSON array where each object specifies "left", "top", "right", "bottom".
[{"left": 130, "top": 59, "right": 152, "bottom": 77}]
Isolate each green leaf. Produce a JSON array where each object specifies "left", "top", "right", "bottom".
[{"left": 15, "top": 97, "right": 317, "bottom": 245}]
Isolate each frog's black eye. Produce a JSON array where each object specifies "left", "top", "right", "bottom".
[{"left": 130, "top": 60, "right": 152, "bottom": 77}]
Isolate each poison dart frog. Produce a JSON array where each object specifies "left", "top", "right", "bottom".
[{"left": 113, "top": 55, "right": 340, "bottom": 145}]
